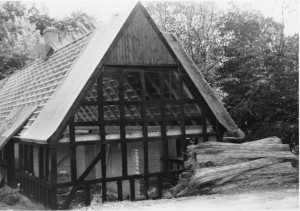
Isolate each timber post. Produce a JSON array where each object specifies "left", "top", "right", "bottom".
[
  {"left": 50, "top": 145, "right": 58, "bottom": 210},
  {"left": 4, "top": 140, "right": 16, "bottom": 187}
]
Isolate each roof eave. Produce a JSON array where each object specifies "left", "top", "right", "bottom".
[{"left": 162, "top": 32, "right": 245, "bottom": 139}]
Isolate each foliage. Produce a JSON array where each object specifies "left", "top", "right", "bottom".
[
  {"left": 27, "top": 5, "right": 96, "bottom": 35},
  {"left": 0, "top": 1, "right": 96, "bottom": 79},
  {"left": 215, "top": 7, "right": 298, "bottom": 146},
  {"left": 0, "top": 2, "right": 39, "bottom": 79},
  {"left": 147, "top": 2, "right": 298, "bottom": 147},
  {"left": 0, "top": 1, "right": 298, "bottom": 147},
  {"left": 146, "top": 2, "right": 223, "bottom": 84}
]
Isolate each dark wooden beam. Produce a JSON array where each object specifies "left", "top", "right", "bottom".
[
  {"left": 157, "top": 174, "right": 163, "bottom": 198},
  {"left": 28, "top": 145, "right": 33, "bottom": 175},
  {"left": 179, "top": 67, "right": 187, "bottom": 161},
  {"left": 130, "top": 179, "right": 135, "bottom": 201},
  {"left": 97, "top": 75, "right": 107, "bottom": 202},
  {"left": 50, "top": 146, "right": 57, "bottom": 209},
  {"left": 119, "top": 69, "right": 128, "bottom": 177},
  {"left": 24, "top": 145, "right": 28, "bottom": 172},
  {"left": 201, "top": 105, "right": 208, "bottom": 142},
  {"left": 84, "top": 184, "right": 91, "bottom": 206},
  {"left": 141, "top": 70, "right": 149, "bottom": 198},
  {"left": 103, "top": 64, "right": 178, "bottom": 69},
  {"left": 117, "top": 180, "right": 123, "bottom": 201},
  {"left": 62, "top": 148, "right": 105, "bottom": 209},
  {"left": 45, "top": 147, "right": 50, "bottom": 181},
  {"left": 159, "top": 72, "right": 168, "bottom": 173},
  {"left": 4, "top": 140, "right": 15, "bottom": 187},
  {"left": 69, "top": 115, "right": 77, "bottom": 183},
  {"left": 38, "top": 147, "right": 44, "bottom": 179},
  {"left": 19, "top": 143, "right": 24, "bottom": 191}
]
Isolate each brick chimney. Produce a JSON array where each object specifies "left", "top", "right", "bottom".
[{"left": 40, "top": 27, "right": 59, "bottom": 58}]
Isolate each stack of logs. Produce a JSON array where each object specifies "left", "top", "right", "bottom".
[{"left": 168, "top": 137, "right": 299, "bottom": 197}]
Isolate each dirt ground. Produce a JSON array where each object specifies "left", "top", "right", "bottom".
[
  {"left": 0, "top": 184, "right": 298, "bottom": 210},
  {"left": 81, "top": 184, "right": 299, "bottom": 211}
]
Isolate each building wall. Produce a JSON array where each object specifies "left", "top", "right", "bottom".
[
  {"left": 28, "top": 133, "right": 217, "bottom": 197},
  {"left": 50, "top": 138, "right": 176, "bottom": 197}
]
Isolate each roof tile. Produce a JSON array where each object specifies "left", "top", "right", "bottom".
[{"left": 0, "top": 32, "right": 93, "bottom": 132}]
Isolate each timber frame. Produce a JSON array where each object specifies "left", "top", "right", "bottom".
[
  {"left": 13, "top": 65, "right": 224, "bottom": 209},
  {"left": 0, "top": 2, "right": 244, "bottom": 210}
]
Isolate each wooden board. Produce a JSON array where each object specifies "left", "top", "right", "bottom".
[
  {"left": 0, "top": 106, "right": 37, "bottom": 150},
  {"left": 105, "top": 9, "right": 175, "bottom": 65}
]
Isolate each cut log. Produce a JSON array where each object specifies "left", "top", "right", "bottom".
[
  {"left": 195, "top": 154, "right": 248, "bottom": 166},
  {"left": 216, "top": 162, "right": 297, "bottom": 185},
  {"left": 211, "top": 175, "right": 297, "bottom": 193},
  {"left": 216, "top": 173, "right": 240, "bottom": 185},
  {"left": 169, "top": 137, "right": 298, "bottom": 197},
  {"left": 190, "top": 158, "right": 282, "bottom": 187},
  {"left": 188, "top": 137, "right": 283, "bottom": 153},
  {"left": 243, "top": 174, "right": 298, "bottom": 186},
  {"left": 195, "top": 150, "right": 298, "bottom": 163},
  {"left": 180, "top": 172, "right": 193, "bottom": 179},
  {"left": 226, "top": 174, "right": 297, "bottom": 189},
  {"left": 191, "top": 141, "right": 290, "bottom": 152},
  {"left": 210, "top": 182, "right": 239, "bottom": 194},
  {"left": 237, "top": 162, "right": 297, "bottom": 176},
  {"left": 177, "top": 187, "right": 189, "bottom": 196},
  {"left": 242, "top": 137, "right": 282, "bottom": 145},
  {"left": 169, "top": 180, "right": 189, "bottom": 196}
]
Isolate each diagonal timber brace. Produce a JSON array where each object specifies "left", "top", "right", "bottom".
[{"left": 62, "top": 147, "right": 105, "bottom": 209}]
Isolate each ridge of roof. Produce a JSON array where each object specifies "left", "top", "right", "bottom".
[{"left": 162, "top": 32, "right": 245, "bottom": 139}]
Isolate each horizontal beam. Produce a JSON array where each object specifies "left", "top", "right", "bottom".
[
  {"left": 56, "top": 132, "right": 218, "bottom": 146},
  {"left": 19, "top": 171, "right": 51, "bottom": 188},
  {"left": 56, "top": 169, "right": 183, "bottom": 188},
  {"left": 79, "top": 99, "right": 199, "bottom": 107},
  {"left": 74, "top": 115, "right": 204, "bottom": 126},
  {"left": 103, "top": 64, "right": 179, "bottom": 69},
  {"left": 80, "top": 100, "right": 142, "bottom": 106}
]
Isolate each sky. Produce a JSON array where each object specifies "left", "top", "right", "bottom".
[{"left": 23, "top": 0, "right": 299, "bottom": 35}]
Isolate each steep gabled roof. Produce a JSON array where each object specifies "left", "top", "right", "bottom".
[
  {"left": 162, "top": 32, "right": 245, "bottom": 138},
  {"left": 0, "top": 2, "right": 244, "bottom": 145},
  {"left": 0, "top": 32, "right": 92, "bottom": 133}
]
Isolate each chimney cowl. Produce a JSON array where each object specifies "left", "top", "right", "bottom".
[
  {"left": 42, "top": 27, "right": 59, "bottom": 45},
  {"left": 43, "top": 27, "right": 59, "bottom": 34},
  {"left": 41, "top": 27, "right": 59, "bottom": 58}
]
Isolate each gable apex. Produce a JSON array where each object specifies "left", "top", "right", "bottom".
[
  {"left": 10, "top": 1, "right": 243, "bottom": 144},
  {"left": 105, "top": 3, "right": 176, "bottom": 65}
]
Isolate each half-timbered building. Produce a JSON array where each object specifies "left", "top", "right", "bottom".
[{"left": 0, "top": 2, "right": 244, "bottom": 209}]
